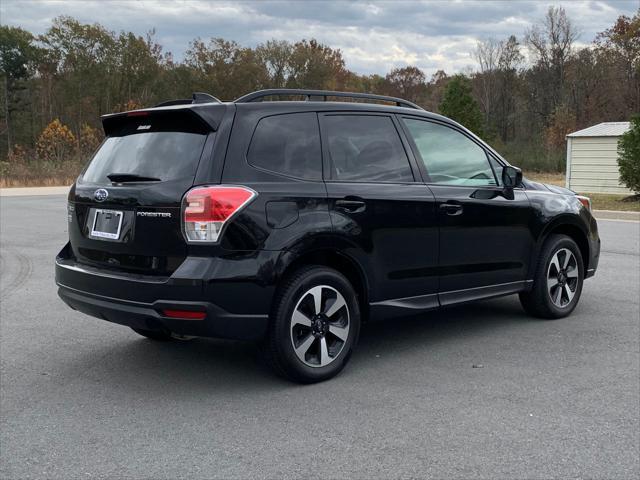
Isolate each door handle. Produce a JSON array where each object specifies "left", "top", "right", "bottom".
[
  {"left": 335, "top": 199, "right": 366, "bottom": 213},
  {"left": 439, "top": 203, "right": 463, "bottom": 216}
]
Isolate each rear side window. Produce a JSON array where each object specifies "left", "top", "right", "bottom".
[
  {"left": 403, "top": 118, "right": 496, "bottom": 186},
  {"left": 82, "top": 116, "right": 209, "bottom": 184},
  {"left": 322, "top": 115, "right": 414, "bottom": 182},
  {"left": 247, "top": 113, "right": 321, "bottom": 180}
]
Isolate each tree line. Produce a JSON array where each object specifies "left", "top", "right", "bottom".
[{"left": 0, "top": 7, "right": 638, "bottom": 182}]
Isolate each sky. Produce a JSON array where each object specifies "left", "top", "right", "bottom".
[{"left": 1, "top": 0, "right": 637, "bottom": 75}]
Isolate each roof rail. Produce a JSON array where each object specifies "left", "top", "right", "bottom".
[
  {"left": 154, "top": 92, "right": 222, "bottom": 108},
  {"left": 234, "top": 89, "right": 423, "bottom": 110}
]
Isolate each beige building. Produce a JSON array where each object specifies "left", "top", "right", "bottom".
[{"left": 565, "top": 122, "right": 631, "bottom": 194}]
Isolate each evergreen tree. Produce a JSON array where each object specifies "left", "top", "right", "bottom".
[
  {"left": 439, "top": 74, "right": 484, "bottom": 136},
  {"left": 618, "top": 115, "right": 640, "bottom": 194}
]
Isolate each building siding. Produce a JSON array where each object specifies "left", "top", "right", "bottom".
[{"left": 567, "top": 136, "right": 631, "bottom": 194}]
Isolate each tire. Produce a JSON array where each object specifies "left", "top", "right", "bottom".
[
  {"left": 263, "top": 266, "right": 361, "bottom": 383},
  {"left": 131, "top": 327, "right": 173, "bottom": 341},
  {"left": 519, "top": 234, "right": 584, "bottom": 319}
]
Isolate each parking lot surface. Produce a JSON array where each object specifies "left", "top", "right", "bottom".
[{"left": 1, "top": 195, "right": 638, "bottom": 479}]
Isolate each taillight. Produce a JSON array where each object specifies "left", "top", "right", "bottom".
[
  {"left": 576, "top": 195, "right": 591, "bottom": 211},
  {"left": 182, "top": 185, "right": 257, "bottom": 243}
]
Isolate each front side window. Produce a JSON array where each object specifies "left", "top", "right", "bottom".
[
  {"left": 247, "top": 112, "right": 321, "bottom": 180},
  {"left": 403, "top": 118, "right": 497, "bottom": 186},
  {"left": 322, "top": 115, "right": 414, "bottom": 182}
]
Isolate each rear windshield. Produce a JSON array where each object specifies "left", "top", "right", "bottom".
[{"left": 82, "top": 114, "right": 209, "bottom": 184}]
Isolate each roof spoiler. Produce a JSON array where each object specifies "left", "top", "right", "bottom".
[{"left": 101, "top": 101, "right": 226, "bottom": 136}]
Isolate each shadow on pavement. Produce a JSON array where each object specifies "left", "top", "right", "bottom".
[{"left": 59, "top": 296, "right": 531, "bottom": 393}]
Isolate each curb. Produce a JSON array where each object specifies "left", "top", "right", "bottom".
[
  {"left": 0, "top": 186, "right": 71, "bottom": 197},
  {"left": 593, "top": 210, "right": 640, "bottom": 222}
]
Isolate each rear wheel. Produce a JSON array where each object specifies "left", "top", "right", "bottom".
[
  {"left": 131, "top": 327, "right": 173, "bottom": 341},
  {"left": 263, "top": 266, "right": 360, "bottom": 383},
  {"left": 519, "top": 234, "right": 584, "bottom": 319}
]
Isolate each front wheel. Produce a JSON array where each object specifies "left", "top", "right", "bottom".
[
  {"left": 263, "top": 266, "right": 361, "bottom": 383},
  {"left": 520, "top": 234, "right": 584, "bottom": 319}
]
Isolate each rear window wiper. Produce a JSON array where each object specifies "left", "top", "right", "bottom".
[{"left": 107, "top": 173, "right": 162, "bottom": 183}]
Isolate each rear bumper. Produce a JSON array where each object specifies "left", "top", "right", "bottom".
[{"left": 55, "top": 243, "right": 274, "bottom": 340}]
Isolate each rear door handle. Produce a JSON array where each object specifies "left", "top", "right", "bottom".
[
  {"left": 439, "top": 203, "right": 463, "bottom": 216},
  {"left": 335, "top": 199, "right": 366, "bottom": 213}
]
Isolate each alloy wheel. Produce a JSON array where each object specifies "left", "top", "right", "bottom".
[
  {"left": 547, "top": 248, "right": 579, "bottom": 308},
  {"left": 290, "top": 285, "right": 350, "bottom": 368}
]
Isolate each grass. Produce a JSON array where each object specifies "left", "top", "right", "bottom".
[
  {"left": 525, "top": 171, "right": 565, "bottom": 187},
  {"left": 526, "top": 171, "right": 640, "bottom": 212},
  {"left": 0, "top": 159, "right": 80, "bottom": 188},
  {"left": 584, "top": 194, "right": 640, "bottom": 212},
  {"left": 0, "top": 176, "right": 76, "bottom": 188}
]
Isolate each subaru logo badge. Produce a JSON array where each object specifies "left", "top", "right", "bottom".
[{"left": 94, "top": 189, "right": 109, "bottom": 202}]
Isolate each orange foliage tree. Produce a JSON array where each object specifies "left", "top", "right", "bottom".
[
  {"left": 79, "top": 123, "right": 103, "bottom": 156},
  {"left": 36, "top": 119, "right": 76, "bottom": 163}
]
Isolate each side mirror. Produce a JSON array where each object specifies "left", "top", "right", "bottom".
[{"left": 502, "top": 165, "right": 522, "bottom": 189}]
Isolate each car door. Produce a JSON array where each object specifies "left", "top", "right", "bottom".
[
  {"left": 319, "top": 112, "right": 439, "bottom": 318},
  {"left": 400, "top": 116, "right": 533, "bottom": 306}
]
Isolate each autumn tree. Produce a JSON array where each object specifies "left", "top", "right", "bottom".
[
  {"left": 36, "top": 119, "right": 76, "bottom": 163},
  {"left": 286, "top": 40, "right": 348, "bottom": 90},
  {"left": 384, "top": 66, "right": 427, "bottom": 103},
  {"left": 545, "top": 105, "right": 576, "bottom": 151},
  {"left": 596, "top": 11, "right": 640, "bottom": 114},
  {"left": 79, "top": 123, "right": 102, "bottom": 156},
  {"left": 256, "top": 40, "right": 292, "bottom": 88},
  {"left": 185, "top": 38, "right": 269, "bottom": 99},
  {"left": 112, "top": 30, "right": 165, "bottom": 107},
  {"left": 39, "top": 16, "right": 117, "bottom": 127}
]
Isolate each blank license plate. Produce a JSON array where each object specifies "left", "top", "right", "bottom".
[{"left": 91, "top": 209, "right": 123, "bottom": 240}]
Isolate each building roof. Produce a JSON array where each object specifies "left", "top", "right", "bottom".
[{"left": 567, "top": 122, "right": 630, "bottom": 138}]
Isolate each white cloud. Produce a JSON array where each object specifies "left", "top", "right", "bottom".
[{"left": 1, "top": 0, "right": 637, "bottom": 75}]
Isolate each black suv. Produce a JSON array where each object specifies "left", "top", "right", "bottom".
[{"left": 56, "top": 89, "right": 600, "bottom": 383}]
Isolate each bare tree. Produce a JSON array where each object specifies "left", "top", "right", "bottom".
[
  {"left": 497, "top": 36, "right": 524, "bottom": 141},
  {"left": 525, "top": 6, "right": 579, "bottom": 104},
  {"left": 475, "top": 38, "right": 502, "bottom": 125}
]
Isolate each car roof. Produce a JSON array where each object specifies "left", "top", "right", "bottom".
[{"left": 104, "top": 97, "right": 509, "bottom": 165}]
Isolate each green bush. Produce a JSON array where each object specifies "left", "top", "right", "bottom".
[{"left": 618, "top": 115, "right": 640, "bottom": 194}]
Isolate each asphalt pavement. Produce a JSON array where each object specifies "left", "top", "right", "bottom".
[{"left": 1, "top": 195, "right": 638, "bottom": 479}]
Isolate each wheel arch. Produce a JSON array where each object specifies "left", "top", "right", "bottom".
[
  {"left": 537, "top": 217, "right": 590, "bottom": 272},
  {"left": 277, "top": 248, "right": 370, "bottom": 321}
]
